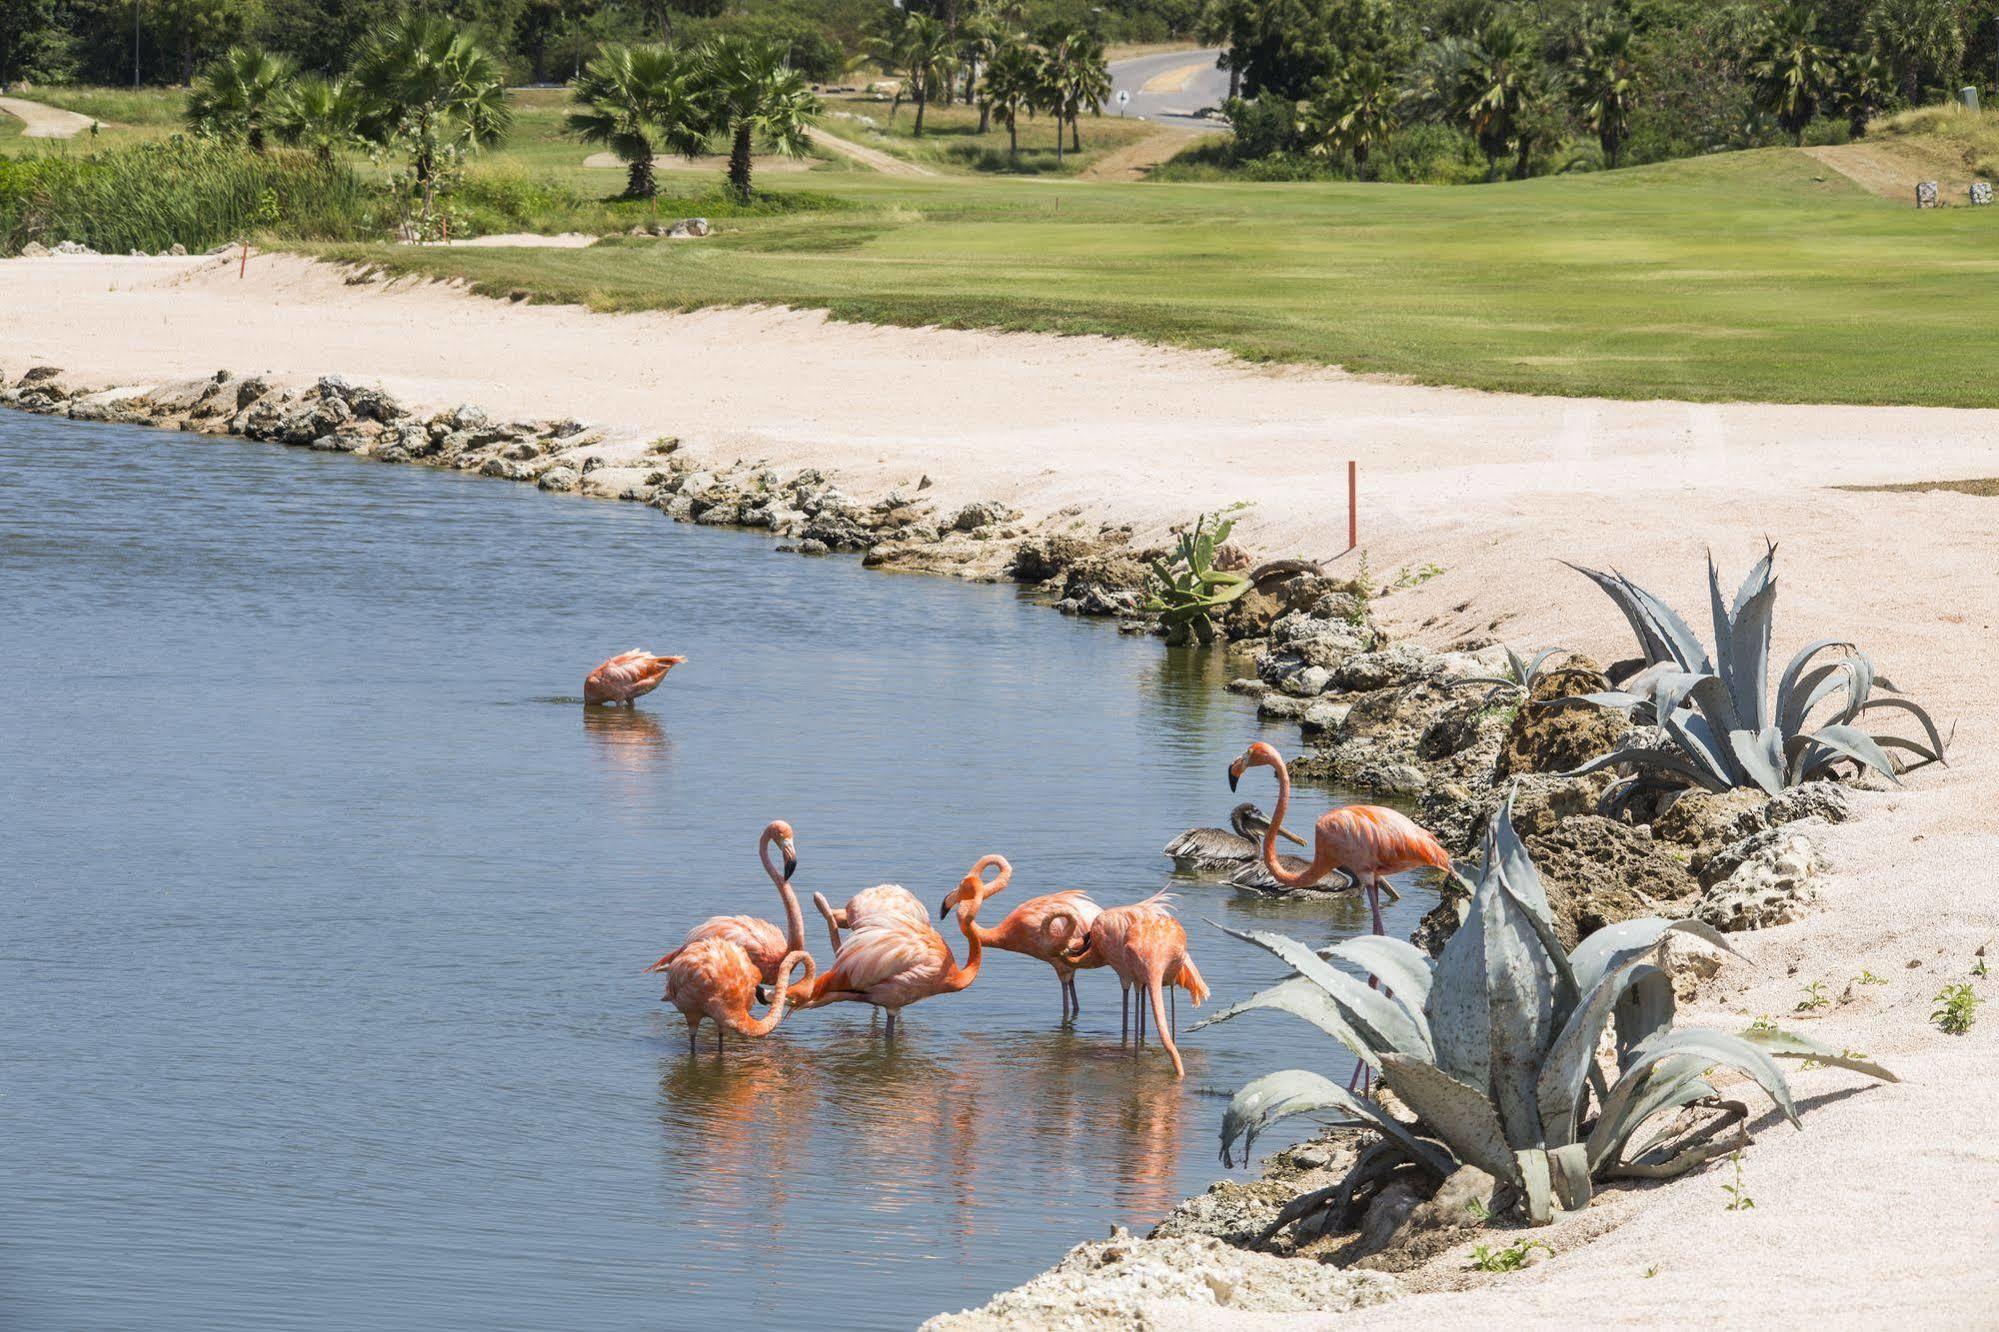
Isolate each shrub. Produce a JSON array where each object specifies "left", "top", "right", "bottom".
[{"left": 0, "top": 137, "right": 374, "bottom": 254}]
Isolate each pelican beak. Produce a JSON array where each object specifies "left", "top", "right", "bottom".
[{"left": 1280, "top": 825, "right": 1307, "bottom": 847}]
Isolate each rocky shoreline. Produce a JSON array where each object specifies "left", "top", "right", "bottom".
[{"left": 3, "top": 363, "right": 1876, "bottom": 1329}]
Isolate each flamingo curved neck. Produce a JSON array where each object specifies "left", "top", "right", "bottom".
[
  {"left": 761, "top": 832, "right": 806, "bottom": 953},
  {"left": 1260, "top": 756, "right": 1328, "bottom": 889},
  {"left": 945, "top": 904, "right": 984, "bottom": 991}
]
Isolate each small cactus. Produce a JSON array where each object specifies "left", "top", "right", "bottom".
[{"left": 1142, "top": 511, "right": 1253, "bottom": 645}]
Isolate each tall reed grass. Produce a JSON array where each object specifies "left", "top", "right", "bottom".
[{"left": 0, "top": 138, "right": 376, "bottom": 253}]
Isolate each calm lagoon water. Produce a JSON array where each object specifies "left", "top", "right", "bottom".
[{"left": 0, "top": 414, "right": 1437, "bottom": 1331}]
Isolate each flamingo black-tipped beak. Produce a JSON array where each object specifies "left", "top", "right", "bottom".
[
  {"left": 1227, "top": 766, "right": 1241, "bottom": 792},
  {"left": 755, "top": 984, "right": 774, "bottom": 1005},
  {"left": 938, "top": 896, "right": 953, "bottom": 919},
  {"left": 782, "top": 851, "right": 798, "bottom": 881}
]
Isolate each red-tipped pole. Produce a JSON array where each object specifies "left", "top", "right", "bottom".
[
  {"left": 239, "top": 239, "right": 248, "bottom": 279},
  {"left": 1347, "top": 459, "right": 1357, "bottom": 551}
]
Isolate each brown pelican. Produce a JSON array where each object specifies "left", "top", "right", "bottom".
[{"left": 1163, "top": 802, "right": 1303, "bottom": 875}]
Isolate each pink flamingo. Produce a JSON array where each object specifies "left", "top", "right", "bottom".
[
  {"left": 644, "top": 821, "right": 806, "bottom": 986},
  {"left": 785, "top": 870, "right": 998, "bottom": 1038},
  {"left": 661, "top": 938, "right": 815, "bottom": 1054},
  {"left": 940, "top": 855, "right": 1104, "bottom": 1022},
  {"left": 1061, "top": 893, "right": 1209, "bottom": 1078},
  {"left": 1228, "top": 740, "right": 1450, "bottom": 1089},
  {"left": 811, "top": 883, "right": 930, "bottom": 953},
  {"left": 584, "top": 650, "right": 684, "bottom": 706}
]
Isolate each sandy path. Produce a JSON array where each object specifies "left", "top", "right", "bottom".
[
  {"left": 1080, "top": 127, "right": 1218, "bottom": 181},
  {"left": 0, "top": 95, "right": 95, "bottom": 138},
  {"left": 580, "top": 149, "right": 814, "bottom": 175},
  {"left": 5, "top": 253, "right": 1998, "bottom": 1321},
  {"left": 805, "top": 125, "right": 938, "bottom": 177}
]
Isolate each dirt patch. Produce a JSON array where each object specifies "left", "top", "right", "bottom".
[
  {"left": 1804, "top": 139, "right": 1984, "bottom": 203},
  {"left": 581, "top": 150, "right": 814, "bottom": 174},
  {"left": 804, "top": 126, "right": 939, "bottom": 178},
  {"left": 0, "top": 95, "right": 97, "bottom": 139},
  {"left": 1081, "top": 128, "right": 1220, "bottom": 182},
  {"left": 1837, "top": 476, "right": 1999, "bottom": 496}
]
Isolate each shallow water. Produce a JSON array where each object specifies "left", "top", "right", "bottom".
[{"left": 0, "top": 415, "right": 1438, "bottom": 1331}]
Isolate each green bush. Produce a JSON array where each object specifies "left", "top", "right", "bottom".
[{"left": 0, "top": 137, "right": 375, "bottom": 253}]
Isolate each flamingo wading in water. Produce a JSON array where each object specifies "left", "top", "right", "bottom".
[
  {"left": 785, "top": 867, "right": 999, "bottom": 1038},
  {"left": 661, "top": 939, "right": 815, "bottom": 1054},
  {"left": 1163, "top": 802, "right": 1304, "bottom": 875},
  {"left": 1061, "top": 893, "right": 1209, "bottom": 1078},
  {"left": 940, "top": 855, "right": 1104, "bottom": 1022},
  {"left": 1228, "top": 741, "right": 1450, "bottom": 1088},
  {"left": 645, "top": 821, "right": 807, "bottom": 986},
  {"left": 811, "top": 883, "right": 930, "bottom": 953},
  {"left": 585, "top": 650, "right": 684, "bottom": 706}
]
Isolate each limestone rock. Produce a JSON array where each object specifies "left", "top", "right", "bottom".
[
  {"left": 1653, "top": 788, "right": 1769, "bottom": 878},
  {"left": 668, "top": 217, "right": 711, "bottom": 238},
  {"left": 1010, "top": 533, "right": 1094, "bottom": 583},
  {"left": 1524, "top": 815, "right": 1697, "bottom": 949},
  {"left": 1350, "top": 1166, "right": 1505, "bottom": 1272},
  {"left": 1256, "top": 601, "right": 1376, "bottom": 693},
  {"left": 1697, "top": 829, "right": 1826, "bottom": 932},
  {"left": 1057, "top": 553, "right": 1146, "bottom": 617},
  {"left": 1334, "top": 644, "right": 1437, "bottom": 693},
  {"left": 18, "top": 241, "right": 51, "bottom": 258},
  {"left": 920, "top": 1231, "right": 1398, "bottom": 1331},
  {"left": 949, "top": 499, "right": 1014, "bottom": 532},
  {"left": 1763, "top": 781, "right": 1850, "bottom": 828},
  {"left": 536, "top": 466, "right": 580, "bottom": 493}
]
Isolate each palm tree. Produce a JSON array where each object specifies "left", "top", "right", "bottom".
[
  {"left": 1748, "top": 5, "right": 1839, "bottom": 145},
  {"left": 1039, "top": 26, "right": 1110, "bottom": 159},
  {"left": 875, "top": 12, "right": 954, "bottom": 136},
  {"left": 186, "top": 46, "right": 296, "bottom": 153},
  {"left": 958, "top": 11, "right": 1001, "bottom": 131},
  {"left": 1304, "top": 62, "right": 1398, "bottom": 173},
  {"left": 1836, "top": 51, "right": 1893, "bottom": 139},
  {"left": 701, "top": 36, "right": 819, "bottom": 201},
  {"left": 1568, "top": 16, "right": 1640, "bottom": 167},
  {"left": 1463, "top": 17, "right": 1544, "bottom": 178},
  {"left": 353, "top": 14, "right": 512, "bottom": 187},
  {"left": 567, "top": 44, "right": 709, "bottom": 200},
  {"left": 981, "top": 37, "right": 1038, "bottom": 162},
  {"left": 272, "top": 75, "right": 365, "bottom": 165}
]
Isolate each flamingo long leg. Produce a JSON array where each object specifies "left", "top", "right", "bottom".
[
  {"left": 1069, "top": 975, "right": 1082, "bottom": 1018},
  {"left": 1121, "top": 985, "right": 1130, "bottom": 1043},
  {"left": 885, "top": 1008, "right": 898, "bottom": 1040}
]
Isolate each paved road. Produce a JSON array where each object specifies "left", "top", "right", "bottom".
[{"left": 1102, "top": 49, "right": 1229, "bottom": 130}]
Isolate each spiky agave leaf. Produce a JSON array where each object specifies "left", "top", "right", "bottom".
[
  {"left": 1737, "top": 1025, "right": 1899, "bottom": 1083},
  {"left": 1563, "top": 561, "right": 1710, "bottom": 672},
  {"left": 1191, "top": 975, "right": 1380, "bottom": 1070},
  {"left": 1213, "top": 923, "right": 1434, "bottom": 1060},
  {"left": 1378, "top": 1053, "right": 1518, "bottom": 1182},
  {"left": 1218, "top": 1068, "right": 1454, "bottom": 1172},
  {"left": 1318, "top": 934, "right": 1435, "bottom": 1017},
  {"left": 1585, "top": 1053, "right": 1713, "bottom": 1174}
]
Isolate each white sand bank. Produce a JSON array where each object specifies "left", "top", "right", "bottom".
[{"left": 7, "top": 251, "right": 1998, "bottom": 1323}]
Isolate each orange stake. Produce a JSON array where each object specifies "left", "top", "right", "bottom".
[
  {"left": 1347, "top": 459, "right": 1357, "bottom": 551},
  {"left": 239, "top": 240, "right": 248, "bottom": 279}
]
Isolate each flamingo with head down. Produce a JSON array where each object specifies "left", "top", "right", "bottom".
[
  {"left": 1061, "top": 893, "right": 1208, "bottom": 1078},
  {"left": 644, "top": 821, "right": 806, "bottom": 986},
  {"left": 661, "top": 939, "right": 815, "bottom": 1054},
  {"left": 585, "top": 650, "right": 684, "bottom": 706},
  {"left": 784, "top": 867, "right": 998, "bottom": 1039},
  {"left": 939, "top": 855, "right": 1104, "bottom": 1022}
]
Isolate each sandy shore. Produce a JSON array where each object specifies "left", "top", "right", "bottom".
[{"left": 9, "top": 252, "right": 1999, "bottom": 1322}]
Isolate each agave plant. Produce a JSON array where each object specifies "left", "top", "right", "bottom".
[
  {"left": 1142, "top": 511, "right": 1253, "bottom": 645},
  {"left": 1565, "top": 544, "right": 1946, "bottom": 805},
  {"left": 1446, "top": 644, "right": 1568, "bottom": 701},
  {"left": 1202, "top": 795, "right": 1894, "bottom": 1228}
]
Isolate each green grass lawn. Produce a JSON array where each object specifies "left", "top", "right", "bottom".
[{"left": 316, "top": 145, "right": 1999, "bottom": 407}]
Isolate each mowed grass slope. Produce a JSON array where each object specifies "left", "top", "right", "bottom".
[{"left": 321, "top": 147, "right": 1999, "bottom": 407}]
